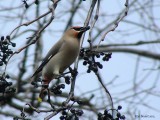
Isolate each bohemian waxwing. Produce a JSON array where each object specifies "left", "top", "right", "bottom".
[{"left": 31, "top": 26, "right": 90, "bottom": 102}]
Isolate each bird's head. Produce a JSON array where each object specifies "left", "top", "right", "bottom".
[{"left": 65, "top": 26, "right": 90, "bottom": 39}]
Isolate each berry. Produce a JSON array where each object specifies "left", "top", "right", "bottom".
[
  {"left": 1, "top": 36, "right": 4, "bottom": 41},
  {"left": 77, "top": 110, "right": 83, "bottom": 116},
  {"left": 118, "top": 105, "right": 122, "bottom": 110},
  {"left": 83, "top": 61, "right": 87, "bottom": 65},
  {"left": 60, "top": 84, "right": 65, "bottom": 89},
  {"left": 120, "top": 115, "right": 125, "bottom": 119},
  {"left": 70, "top": 108, "right": 75, "bottom": 113},
  {"left": 87, "top": 69, "right": 91, "bottom": 73},
  {"left": 117, "top": 112, "right": 121, "bottom": 118},
  {"left": 65, "top": 76, "right": 70, "bottom": 84},
  {"left": 100, "top": 52, "right": 105, "bottom": 56},
  {"left": 11, "top": 43, "right": 16, "bottom": 47},
  {"left": 62, "top": 110, "right": 67, "bottom": 115},
  {"left": 96, "top": 54, "right": 100, "bottom": 58},
  {"left": 104, "top": 109, "right": 108, "bottom": 115}
]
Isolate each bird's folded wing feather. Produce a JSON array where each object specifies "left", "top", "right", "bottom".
[{"left": 31, "top": 39, "right": 64, "bottom": 77}]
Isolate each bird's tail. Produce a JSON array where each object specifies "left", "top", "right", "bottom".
[
  {"left": 38, "top": 88, "right": 48, "bottom": 102},
  {"left": 38, "top": 78, "right": 51, "bottom": 102}
]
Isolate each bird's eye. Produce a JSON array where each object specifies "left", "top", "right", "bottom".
[{"left": 72, "top": 27, "right": 82, "bottom": 31}]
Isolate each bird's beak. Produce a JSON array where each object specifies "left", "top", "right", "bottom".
[{"left": 79, "top": 26, "right": 90, "bottom": 33}]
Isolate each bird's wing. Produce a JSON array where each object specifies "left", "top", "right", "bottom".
[{"left": 31, "top": 39, "right": 64, "bottom": 78}]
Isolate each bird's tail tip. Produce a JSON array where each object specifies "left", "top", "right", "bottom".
[{"left": 37, "top": 97, "right": 42, "bottom": 103}]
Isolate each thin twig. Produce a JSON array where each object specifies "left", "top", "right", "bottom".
[
  {"left": 96, "top": 0, "right": 129, "bottom": 50},
  {"left": 95, "top": 71, "right": 114, "bottom": 116},
  {"left": 26, "top": 103, "right": 53, "bottom": 113},
  {"left": 88, "top": 0, "right": 100, "bottom": 50},
  {"left": 64, "top": 0, "right": 98, "bottom": 105},
  {"left": 3, "top": 0, "right": 60, "bottom": 75},
  {"left": 92, "top": 46, "right": 160, "bottom": 60}
]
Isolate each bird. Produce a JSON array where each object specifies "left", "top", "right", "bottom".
[{"left": 31, "top": 26, "right": 90, "bottom": 102}]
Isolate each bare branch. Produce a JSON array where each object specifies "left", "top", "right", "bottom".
[{"left": 96, "top": 0, "right": 129, "bottom": 50}]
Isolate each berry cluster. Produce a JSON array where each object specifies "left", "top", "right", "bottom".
[
  {"left": 60, "top": 108, "right": 83, "bottom": 120},
  {"left": 60, "top": 98, "right": 84, "bottom": 120},
  {"left": 64, "top": 76, "right": 71, "bottom": 85},
  {"left": 0, "top": 74, "right": 16, "bottom": 105},
  {"left": 0, "top": 36, "right": 16, "bottom": 66},
  {"left": 0, "top": 75, "right": 12, "bottom": 93},
  {"left": 51, "top": 84, "right": 65, "bottom": 95},
  {"left": 98, "top": 105, "right": 125, "bottom": 120},
  {"left": 13, "top": 110, "right": 29, "bottom": 120},
  {"left": 80, "top": 48, "right": 112, "bottom": 73},
  {"left": 22, "top": 0, "right": 39, "bottom": 9}
]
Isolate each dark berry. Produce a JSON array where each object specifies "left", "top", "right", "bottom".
[
  {"left": 98, "top": 64, "right": 103, "bottom": 69},
  {"left": 104, "top": 109, "right": 108, "bottom": 115},
  {"left": 87, "top": 69, "right": 91, "bottom": 73},
  {"left": 6, "top": 74, "right": 10, "bottom": 79},
  {"left": 93, "top": 66, "right": 98, "bottom": 73},
  {"left": 70, "top": 108, "right": 75, "bottom": 113},
  {"left": 118, "top": 105, "right": 122, "bottom": 110},
  {"left": 7, "top": 82, "right": 12, "bottom": 86},
  {"left": 120, "top": 115, "right": 125, "bottom": 119},
  {"left": 77, "top": 110, "right": 83, "bottom": 116},
  {"left": 60, "top": 116, "right": 65, "bottom": 120},
  {"left": 54, "top": 90, "right": 62, "bottom": 95},
  {"left": 107, "top": 113, "right": 112, "bottom": 119},
  {"left": 11, "top": 43, "right": 16, "bottom": 47},
  {"left": 98, "top": 112, "right": 103, "bottom": 117},
  {"left": 79, "top": 52, "right": 84, "bottom": 57},
  {"left": 3, "top": 45, "right": 8, "bottom": 50},
  {"left": 62, "top": 110, "right": 67, "bottom": 115},
  {"left": 96, "top": 54, "right": 100, "bottom": 58},
  {"left": 35, "top": 0, "right": 39, "bottom": 5},
  {"left": 0, "top": 61, "right": 3, "bottom": 66},
  {"left": 100, "top": 52, "right": 105, "bottom": 56},
  {"left": 81, "top": 48, "right": 84, "bottom": 52},
  {"left": 83, "top": 61, "right": 87, "bottom": 65},
  {"left": 65, "top": 76, "right": 70, "bottom": 81},
  {"left": 65, "top": 76, "right": 70, "bottom": 84},
  {"left": 2, "top": 40, "right": 8, "bottom": 45},
  {"left": 87, "top": 39, "right": 91, "bottom": 43},
  {"left": 8, "top": 50, "right": 13, "bottom": 54},
  {"left": 6, "top": 35, "right": 10, "bottom": 40},
  {"left": 102, "top": 57, "right": 106, "bottom": 61},
  {"left": 60, "top": 84, "right": 65, "bottom": 89},
  {"left": 1, "top": 36, "right": 4, "bottom": 41},
  {"left": 117, "top": 112, "right": 121, "bottom": 118}
]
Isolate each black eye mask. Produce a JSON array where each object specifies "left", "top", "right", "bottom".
[
  {"left": 73, "top": 26, "right": 90, "bottom": 32},
  {"left": 72, "top": 27, "right": 83, "bottom": 31}
]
